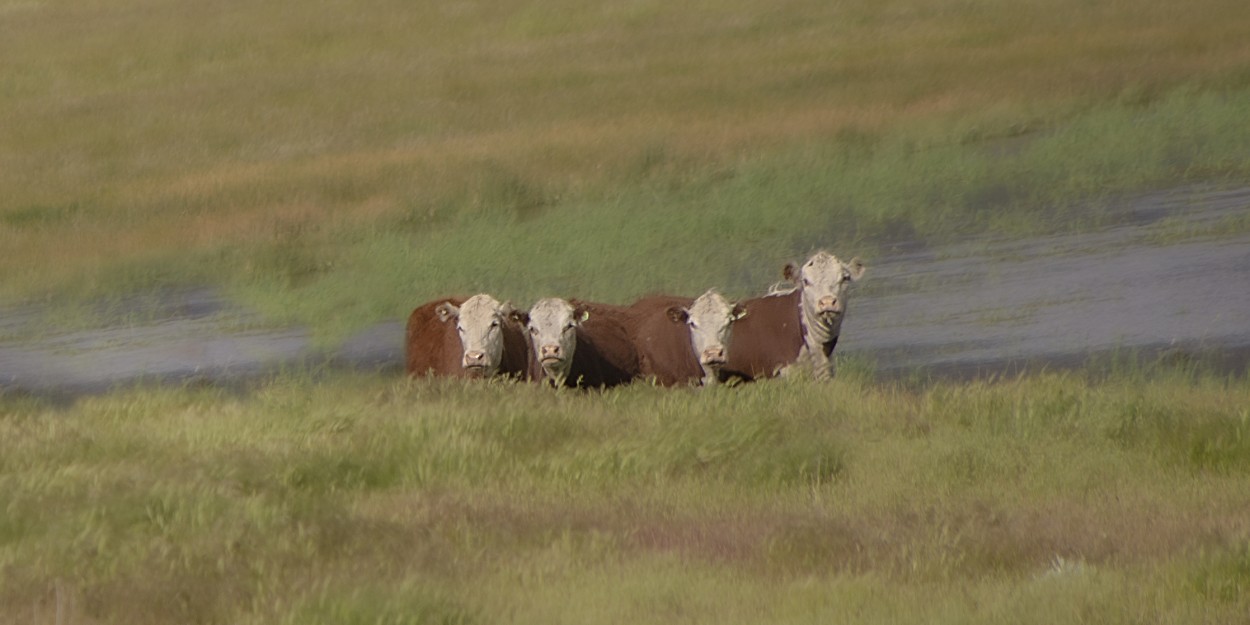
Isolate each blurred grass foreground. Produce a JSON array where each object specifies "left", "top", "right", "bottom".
[{"left": 2, "top": 366, "right": 1249, "bottom": 623}]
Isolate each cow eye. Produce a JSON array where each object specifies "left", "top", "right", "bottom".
[
  {"left": 564, "top": 323, "right": 576, "bottom": 331},
  {"left": 802, "top": 278, "right": 813, "bottom": 287},
  {"left": 528, "top": 327, "right": 538, "bottom": 335},
  {"left": 490, "top": 320, "right": 500, "bottom": 328}
]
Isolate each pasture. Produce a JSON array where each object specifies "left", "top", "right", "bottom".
[
  {"left": 3, "top": 0, "right": 1250, "bottom": 622},
  {"left": 3, "top": 0, "right": 1250, "bottom": 338},
  {"left": 3, "top": 365, "right": 1249, "bottom": 624}
]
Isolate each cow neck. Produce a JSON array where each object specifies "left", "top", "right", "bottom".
[{"left": 798, "top": 291, "right": 840, "bottom": 361}]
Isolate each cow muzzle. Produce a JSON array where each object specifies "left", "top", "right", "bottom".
[
  {"left": 701, "top": 346, "right": 727, "bottom": 367},
  {"left": 816, "top": 295, "right": 843, "bottom": 316},
  {"left": 539, "top": 344, "right": 564, "bottom": 364},
  {"left": 463, "top": 350, "right": 488, "bottom": 375}
]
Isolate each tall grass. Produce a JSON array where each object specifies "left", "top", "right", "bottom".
[
  {"left": 3, "top": 0, "right": 1250, "bottom": 335},
  {"left": 2, "top": 365, "right": 1248, "bottom": 623}
]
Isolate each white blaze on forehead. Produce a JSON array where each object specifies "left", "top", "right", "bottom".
[
  {"left": 526, "top": 298, "right": 582, "bottom": 382},
  {"left": 684, "top": 289, "right": 740, "bottom": 366},
  {"left": 452, "top": 294, "right": 509, "bottom": 374}
]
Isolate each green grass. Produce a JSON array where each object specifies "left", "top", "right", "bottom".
[
  {"left": 3, "top": 0, "right": 1250, "bottom": 337},
  {"left": 2, "top": 364, "right": 1248, "bottom": 623},
  {"left": 244, "top": 86, "right": 1250, "bottom": 341},
  {"left": 5, "top": 3, "right": 1250, "bottom": 621}
]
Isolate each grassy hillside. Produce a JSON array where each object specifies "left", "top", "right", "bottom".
[
  {"left": 3, "top": 0, "right": 1250, "bottom": 336},
  {"left": 2, "top": 364, "right": 1248, "bottom": 623},
  {"left": 5, "top": 4, "right": 1250, "bottom": 622}
]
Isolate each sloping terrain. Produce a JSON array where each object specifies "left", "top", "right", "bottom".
[{"left": 3, "top": 185, "right": 1247, "bottom": 398}]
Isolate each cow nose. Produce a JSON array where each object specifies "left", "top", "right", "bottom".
[
  {"left": 541, "top": 345, "right": 561, "bottom": 359},
  {"left": 464, "top": 350, "right": 485, "bottom": 365},
  {"left": 702, "top": 346, "right": 726, "bottom": 364},
  {"left": 818, "top": 295, "right": 839, "bottom": 313}
]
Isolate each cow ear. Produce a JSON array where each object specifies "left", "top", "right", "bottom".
[
  {"left": 846, "top": 257, "right": 866, "bottom": 282},
  {"left": 782, "top": 262, "right": 800, "bottom": 282},
  {"left": 572, "top": 306, "right": 590, "bottom": 324},
  {"left": 666, "top": 306, "right": 689, "bottom": 323},
  {"left": 434, "top": 302, "right": 460, "bottom": 323},
  {"left": 731, "top": 303, "right": 748, "bottom": 321}
]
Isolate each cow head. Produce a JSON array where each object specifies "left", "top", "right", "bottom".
[
  {"left": 434, "top": 293, "right": 517, "bottom": 377},
  {"left": 667, "top": 289, "right": 747, "bottom": 384},
  {"left": 526, "top": 298, "right": 588, "bottom": 386},
  {"left": 784, "top": 251, "right": 865, "bottom": 323}
]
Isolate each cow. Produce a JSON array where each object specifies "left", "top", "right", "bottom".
[
  {"left": 525, "top": 297, "right": 639, "bottom": 389},
  {"left": 722, "top": 251, "right": 865, "bottom": 381},
  {"left": 405, "top": 293, "right": 530, "bottom": 379},
  {"left": 623, "top": 289, "right": 746, "bottom": 387}
]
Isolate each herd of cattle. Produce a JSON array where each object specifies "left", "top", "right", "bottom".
[{"left": 405, "top": 251, "right": 865, "bottom": 388}]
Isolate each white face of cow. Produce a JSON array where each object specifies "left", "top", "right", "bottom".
[
  {"left": 435, "top": 294, "right": 513, "bottom": 377},
  {"left": 669, "top": 289, "right": 746, "bottom": 382},
  {"left": 783, "top": 251, "right": 865, "bottom": 379},
  {"left": 787, "top": 251, "right": 865, "bottom": 323},
  {"left": 526, "top": 298, "right": 587, "bottom": 384}
]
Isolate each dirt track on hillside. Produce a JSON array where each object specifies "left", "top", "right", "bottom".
[{"left": 3, "top": 185, "right": 1248, "bottom": 400}]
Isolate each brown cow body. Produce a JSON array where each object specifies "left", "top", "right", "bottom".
[
  {"left": 532, "top": 300, "right": 640, "bottom": 389},
  {"left": 404, "top": 296, "right": 530, "bottom": 379},
  {"left": 615, "top": 296, "right": 704, "bottom": 387},
  {"left": 723, "top": 251, "right": 864, "bottom": 381},
  {"left": 719, "top": 290, "right": 806, "bottom": 382}
]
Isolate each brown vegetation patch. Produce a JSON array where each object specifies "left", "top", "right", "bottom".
[
  {"left": 627, "top": 510, "right": 783, "bottom": 566},
  {"left": 356, "top": 490, "right": 783, "bottom": 568},
  {"left": 768, "top": 497, "right": 1250, "bottom": 580},
  {"left": 352, "top": 489, "right": 1250, "bottom": 582}
]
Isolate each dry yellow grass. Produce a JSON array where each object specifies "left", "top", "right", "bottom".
[{"left": 3, "top": 0, "right": 1250, "bottom": 308}]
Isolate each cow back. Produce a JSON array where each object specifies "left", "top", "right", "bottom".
[{"left": 721, "top": 290, "right": 804, "bottom": 381}]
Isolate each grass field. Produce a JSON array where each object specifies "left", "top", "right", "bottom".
[
  {"left": 2, "top": 363, "right": 1248, "bottom": 623},
  {"left": 4, "top": 0, "right": 1250, "bottom": 337},
  {"left": 5, "top": 2, "right": 1250, "bottom": 622}
]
